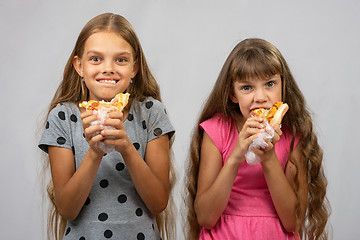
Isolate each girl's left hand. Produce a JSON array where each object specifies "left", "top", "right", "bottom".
[
  {"left": 100, "top": 111, "right": 132, "bottom": 154},
  {"left": 252, "top": 123, "right": 282, "bottom": 162}
]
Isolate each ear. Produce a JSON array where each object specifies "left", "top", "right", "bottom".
[
  {"left": 131, "top": 60, "right": 139, "bottom": 79},
  {"left": 229, "top": 91, "right": 238, "bottom": 103},
  {"left": 73, "top": 56, "right": 83, "bottom": 77}
]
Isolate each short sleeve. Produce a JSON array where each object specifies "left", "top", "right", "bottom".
[
  {"left": 200, "top": 115, "right": 226, "bottom": 154},
  {"left": 143, "top": 98, "right": 175, "bottom": 143},
  {"left": 38, "top": 103, "right": 74, "bottom": 153}
]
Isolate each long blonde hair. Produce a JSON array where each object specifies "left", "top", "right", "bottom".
[
  {"left": 41, "top": 13, "right": 176, "bottom": 240},
  {"left": 184, "top": 38, "right": 330, "bottom": 240}
]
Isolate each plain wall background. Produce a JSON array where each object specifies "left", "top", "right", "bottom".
[{"left": 1, "top": 0, "right": 359, "bottom": 239}]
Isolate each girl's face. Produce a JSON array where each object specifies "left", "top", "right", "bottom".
[
  {"left": 73, "top": 31, "right": 138, "bottom": 101},
  {"left": 230, "top": 74, "right": 282, "bottom": 120}
]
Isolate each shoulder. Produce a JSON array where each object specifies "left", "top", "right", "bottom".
[
  {"left": 133, "top": 97, "right": 169, "bottom": 121},
  {"left": 200, "top": 114, "right": 236, "bottom": 152},
  {"left": 40, "top": 102, "right": 78, "bottom": 153},
  {"left": 137, "top": 97, "right": 166, "bottom": 112},
  {"left": 200, "top": 114, "right": 234, "bottom": 131},
  {"left": 48, "top": 102, "right": 79, "bottom": 120},
  {"left": 46, "top": 102, "right": 81, "bottom": 131},
  {"left": 131, "top": 97, "right": 174, "bottom": 140}
]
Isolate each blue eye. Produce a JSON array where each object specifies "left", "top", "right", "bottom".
[
  {"left": 117, "top": 58, "right": 127, "bottom": 63},
  {"left": 241, "top": 86, "right": 252, "bottom": 91},
  {"left": 90, "top": 56, "right": 101, "bottom": 62},
  {"left": 266, "top": 81, "right": 275, "bottom": 87}
]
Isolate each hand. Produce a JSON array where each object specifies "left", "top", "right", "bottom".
[
  {"left": 230, "top": 116, "right": 266, "bottom": 164},
  {"left": 100, "top": 111, "right": 133, "bottom": 154},
  {"left": 252, "top": 123, "right": 283, "bottom": 162},
  {"left": 80, "top": 110, "right": 105, "bottom": 156}
]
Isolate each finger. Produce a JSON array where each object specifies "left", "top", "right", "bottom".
[
  {"left": 82, "top": 114, "right": 99, "bottom": 127},
  {"left": 264, "top": 138, "right": 274, "bottom": 147},
  {"left": 80, "top": 110, "right": 94, "bottom": 120},
  {"left": 84, "top": 124, "right": 104, "bottom": 139},
  {"left": 104, "top": 118, "right": 123, "bottom": 129},
  {"left": 272, "top": 133, "right": 280, "bottom": 144},
  {"left": 108, "top": 111, "right": 123, "bottom": 121},
  {"left": 244, "top": 118, "right": 265, "bottom": 130},
  {"left": 240, "top": 128, "right": 264, "bottom": 143},
  {"left": 100, "top": 129, "right": 122, "bottom": 138},
  {"left": 89, "top": 133, "right": 105, "bottom": 143},
  {"left": 250, "top": 145, "right": 268, "bottom": 157},
  {"left": 247, "top": 116, "right": 265, "bottom": 124}
]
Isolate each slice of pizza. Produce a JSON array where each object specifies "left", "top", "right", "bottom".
[{"left": 79, "top": 93, "right": 130, "bottom": 113}]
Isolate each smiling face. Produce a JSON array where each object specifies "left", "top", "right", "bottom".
[
  {"left": 73, "top": 31, "right": 138, "bottom": 102},
  {"left": 230, "top": 74, "right": 282, "bottom": 119}
]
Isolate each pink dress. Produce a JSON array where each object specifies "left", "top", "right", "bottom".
[{"left": 199, "top": 114, "right": 300, "bottom": 240}]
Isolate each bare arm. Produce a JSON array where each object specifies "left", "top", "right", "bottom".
[
  {"left": 49, "top": 146, "right": 103, "bottom": 221},
  {"left": 194, "top": 132, "right": 238, "bottom": 228},
  {"left": 285, "top": 144, "right": 308, "bottom": 230},
  {"left": 49, "top": 110, "right": 105, "bottom": 221},
  {"left": 195, "top": 117, "right": 263, "bottom": 228},
  {"left": 257, "top": 127, "right": 308, "bottom": 233}
]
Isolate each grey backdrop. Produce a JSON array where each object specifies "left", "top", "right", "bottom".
[{"left": 1, "top": 0, "right": 359, "bottom": 239}]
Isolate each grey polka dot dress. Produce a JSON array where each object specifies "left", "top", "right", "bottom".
[{"left": 39, "top": 97, "right": 175, "bottom": 240}]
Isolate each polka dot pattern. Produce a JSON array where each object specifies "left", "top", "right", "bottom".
[
  {"left": 153, "top": 128, "right": 163, "bottom": 137},
  {"left": 133, "top": 142, "right": 140, "bottom": 150},
  {"left": 70, "top": 114, "right": 78, "bottom": 122},
  {"left": 137, "top": 232, "right": 145, "bottom": 240},
  {"left": 116, "top": 162, "right": 125, "bottom": 171},
  {"left": 98, "top": 213, "right": 108, "bottom": 221},
  {"left": 145, "top": 101, "right": 153, "bottom": 109},
  {"left": 39, "top": 99, "right": 174, "bottom": 239},
  {"left": 58, "top": 111, "right": 66, "bottom": 120},
  {"left": 104, "top": 230, "right": 113, "bottom": 238},
  {"left": 128, "top": 113, "right": 134, "bottom": 121},
  {"left": 65, "top": 227, "right": 71, "bottom": 236},
  {"left": 118, "top": 194, "right": 127, "bottom": 203},
  {"left": 142, "top": 120, "right": 147, "bottom": 129},
  {"left": 135, "top": 208, "right": 143, "bottom": 217},
  {"left": 100, "top": 179, "right": 109, "bottom": 188},
  {"left": 57, "top": 137, "right": 66, "bottom": 145}
]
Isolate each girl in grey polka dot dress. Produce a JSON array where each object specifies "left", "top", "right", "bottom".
[{"left": 39, "top": 13, "right": 176, "bottom": 240}]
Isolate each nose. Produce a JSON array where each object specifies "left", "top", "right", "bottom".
[
  {"left": 254, "top": 88, "right": 267, "bottom": 103},
  {"left": 102, "top": 60, "right": 114, "bottom": 74}
]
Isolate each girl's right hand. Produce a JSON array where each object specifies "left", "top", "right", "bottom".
[
  {"left": 230, "top": 116, "right": 265, "bottom": 163},
  {"left": 80, "top": 110, "right": 105, "bottom": 156}
]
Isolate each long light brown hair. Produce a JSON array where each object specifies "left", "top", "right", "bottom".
[
  {"left": 41, "top": 13, "right": 176, "bottom": 240},
  {"left": 184, "top": 38, "right": 330, "bottom": 240}
]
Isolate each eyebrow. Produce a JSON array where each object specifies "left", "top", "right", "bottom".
[{"left": 85, "top": 50, "right": 132, "bottom": 56}]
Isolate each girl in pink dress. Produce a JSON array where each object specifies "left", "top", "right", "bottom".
[{"left": 184, "top": 38, "right": 330, "bottom": 240}]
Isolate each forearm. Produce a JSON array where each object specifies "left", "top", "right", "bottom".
[
  {"left": 121, "top": 146, "right": 169, "bottom": 215},
  {"left": 261, "top": 156, "right": 298, "bottom": 232},
  {"left": 195, "top": 156, "right": 241, "bottom": 228},
  {"left": 55, "top": 149, "right": 102, "bottom": 220}
]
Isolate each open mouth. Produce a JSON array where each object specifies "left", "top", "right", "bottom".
[
  {"left": 97, "top": 79, "right": 119, "bottom": 84},
  {"left": 251, "top": 107, "right": 270, "bottom": 111}
]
